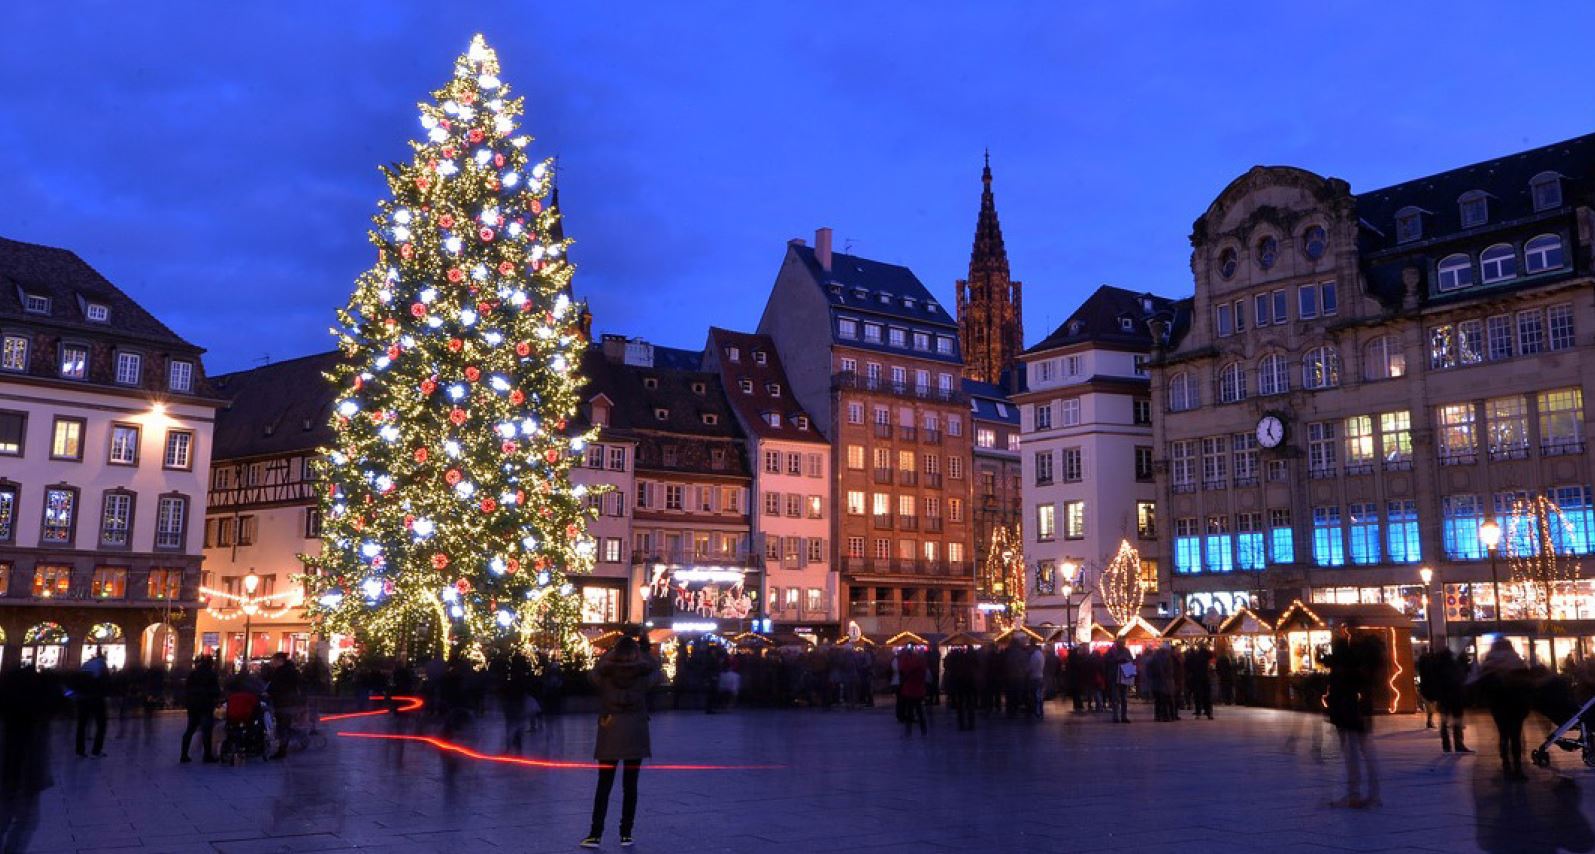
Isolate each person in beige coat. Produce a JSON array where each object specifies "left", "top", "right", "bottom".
[{"left": 583, "top": 635, "right": 663, "bottom": 848}]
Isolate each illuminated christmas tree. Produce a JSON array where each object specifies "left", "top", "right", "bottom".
[
  {"left": 1098, "top": 540, "right": 1146, "bottom": 626},
  {"left": 306, "top": 35, "right": 594, "bottom": 659},
  {"left": 1504, "top": 494, "right": 1584, "bottom": 620}
]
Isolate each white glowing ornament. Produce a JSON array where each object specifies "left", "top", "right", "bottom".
[
  {"left": 502, "top": 171, "right": 520, "bottom": 187},
  {"left": 483, "top": 331, "right": 503, "bottom": 345},
  {"left": 426, "top": 316, "right": 443, "bottom": 329},
  {"left": 496, "top": 422, "right": 518, "bottom": 439},
  {"left": 449, "top": 605, "right": 464, "bottom": 619},
  {"left": 437, "top": 161, "right": 459, "bottom": 177},
  {"left": 489, "top": 375, "right": 511, "bottom": 392},
  {"left": 532, "top": 163, "right": 548, "bottom": 180},
  {"left": 445, "top": 236, "right": 463, "bottom": 254},
  {"left": 448, "top": 384, "right": 467, "bottom": 401},
  {"left": 523, "top": 535, "right": 540, "bottom": 550},
  {"left": 378, "top": 425, "right": 399, "bottom": 442},
  {"left": 360, "top": 542, "right": 382, "bottom": 558},
  {"left": 337, "top": 400, "right": 360, "bottom": 417},
  {"left": 460, "top": 309, "right": 478, "bottom": 326},
  {"left": 374, "top": 474, "right": 394, "bottom": 492},
  {"left": 474, "top": 149, "right": 492, "bottom": 166},
  {"left": 554, "top": 294, "right": 571, "bottom": 318},
  {"left": 508, "top": 222, "right": 523, "bottom": 238},
  {"left": 480, "top": 206, "right": 500, "bottom": 225},
  {"left": 428, "top": 127, "right": 448, "bottom": 143},
  {"left": 392, "top": 225, "right": 411, "bottom": 241},
  {"left": 478, "top": 74, "right": 500, "bottom": 90},
  {"left": 537, "top": 571, "right": 551, "bottom": 586},
  {"left": 412, "top": 518, "right": 436, "bottom": 538},
  {"left": 319, "top": 591, "right": 344, "bottom": 608},
  {"left": 419, "top": 288, "right": 437, "bottom": 303},
  {"left": 375, "top": 355, "right": 391, "bottom": 370},
  {"left": 421, "top": 115, "right": 438, "bottom": 129},
  {"left": 496, "top": 610, "right": 514, "bottom": 628},
  {"left": 445, "top": 440, "right": 462, "bottom": 457},
  {"left": 494, "top": 116, "right": 512, "bottom": 133},
  {"left": 362, "top": 578, "right": 385, "bottom": 599},
  {"left": 394, "top": 209, "right": 412, "bottom": 225},
  {"left": 454, "top": 481, "right": 476, "bottom": 498},
  {"left": 490, "top": 557, "right": 507, "bottom": 576}
]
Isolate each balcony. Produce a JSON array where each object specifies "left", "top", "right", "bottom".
[
  {"left": 833, "top": 371, "right": 968, "bottom": 405},
  {"left": 1383, "top": 458, "right": 1413, "bottom": 472},
  {"left": 924, "top": 430, "right": 942, "bottom": 445},
  {"left": 1308, "top": 467, "right": 1336, "bottom": 480},
  {"left": 899, "top": 515, "right": 919, "bottom": 531},
  {"left": 1343, "top": 463, "right": 1373, "bottom": 477},
  {"left": 899, "top": 471, "right": 918, "bottom": 487},
  {"left": 925, "top": 472, "right": 943, "bottom": 489},
  {"left": 1202, "top": 479, "right": 1227, "bottom": 491},
  {"left": 899, "top": 426, "right": 918, "bottom": 442},
  {"left": 1172, "top": 483, "right": 1196, "bottom": 495},
  {"left": 841, "top": 558, "right": 974, "bottom": 579},
  {"left": 1439, "top": 450, "right": 1478, "bottom": 467},
  {"left": 925, "top": 517, "right": 943, "bottom": 533},
  {"left": 872, "top": 467, "right": 893, "bottom": 484},
  {"left": 1232, "top": 476, "right": 1259, "bottom": 488},
  {"left": 873, "top": 423, "right": 893, "bottom": 439},
  {"left": 631, "top": 547, "right": 758, "bottom": 567},
  {"left": 1543, "top": 440, "right": 1586, "bottom": 457},
  {"left": 1489, "top": 445, "right": 1530, "bottom": 462}
]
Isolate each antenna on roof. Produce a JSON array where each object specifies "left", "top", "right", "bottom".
[{"left": 843, "top": 237, "right": 855, "bottom": 254}]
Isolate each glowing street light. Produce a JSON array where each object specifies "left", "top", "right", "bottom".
[{"left": 1479, "top": 521, "right": 1503, "bottom": 627}]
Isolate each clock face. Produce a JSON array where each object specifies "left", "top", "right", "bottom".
[{"left": 1256, "top": 415, "right": 1284, "bottom": 448}]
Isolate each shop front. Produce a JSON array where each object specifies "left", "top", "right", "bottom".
[
  {"left": 1442, "top": 580, "right": 1595, "bottom": 671},
  {"left": 1272, "top": 601, "right": 1417, "bottom": 714},
  {"left": 642, "top": 562, "right": 760, "bottom": 637}
]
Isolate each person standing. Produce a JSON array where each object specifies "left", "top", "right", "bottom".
[
  {"left": 896, "top": 648, "right": 929, "bottom": 736},
  {"left": 1475, "top": 638, "right": 1531, "bottom": 780},
  {"left": 180, "top": 655, "right": 221, "bottom": 763},
  {"left": 946, "top": 646, "right": 978, "bottom": 731},
  {"left": 75, "top": 650, "right": 110, "bottom": 758},
  {"left": 582, "top": 636, "right": 663, "bottom": 849},
  {"left": 266, "top": 653, "right": 303, "bottom": 759},
  {"left": 0, "top": 665, "right": 54, "bottom": 854},
  {"left": 1026, "top": 642, "right": 1046, "bottom": 719},
  {"left": 1435, "top": 649, "right": 1474, "bottom": 754},
  {"left": 1186, "top": 644, "right": 1214, "bottom": 720},
  {"left": 1104, "top": 640, "right": 1134, "bottom": 723},
  {"left": 1325, "top": 630, "right": 1381, "bottom": 808}
]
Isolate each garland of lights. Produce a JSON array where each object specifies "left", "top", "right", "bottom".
[
  {"left": 981, "top": 525, "right": 1026, "bottom": 624},
  {"left": 303, "top": 35, "right": 594, "bottom": 661},
  {"left": 1504, "top": 493, "right": 1584, "bottom": 620},
  {"left": 1098, "top": 539, "right": 1146, "bottom": 626},
  {"left": 199, "top": 586, "right": 304, "bottom": 622}
]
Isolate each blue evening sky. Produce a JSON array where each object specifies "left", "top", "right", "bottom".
[{"left": 3, "top": 3, "right": 1592, "bottom": 374}]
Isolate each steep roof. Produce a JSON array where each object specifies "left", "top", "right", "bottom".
[
  {"left": 789, "top": 243, "right": 958, "bottom": 329},
  {"left": 962, "top": 378, "right": 1019, "bottom": 426},
  {"left": 706, "top": 327, "right": 826, "bottom": 444},
  {"left": 0, "top": 236, "right": 198, "bottom": 349},
  {"left": 209, "top": 350, "right": 341, "bottom": 460},
  {"left": 1026, "top": 285, "right": 1176, "bottom": 355}
]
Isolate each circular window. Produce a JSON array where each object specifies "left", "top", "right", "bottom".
[
  {"left": 1303, "top": 226, "right": 1326, "bottom": 260},
  {"left": 1257, "top": 237, "right": 1278, "bottom": 270},
  {"left": 1219, "top": 248, "right": 1238, "bottom": 279}
]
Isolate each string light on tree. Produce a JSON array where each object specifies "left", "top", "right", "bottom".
[
  {"left": 1098, "top": 539, "right": 1146, "bottom": 626},
  {"left": 1504, "top": 493, "right": 1584, "bottom": 620},
  {"left": 305, "top": 34, "right": 594, "bottom": 661}
]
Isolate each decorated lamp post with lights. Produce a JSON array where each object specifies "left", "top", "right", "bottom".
[
  {"left": 1059, "top": 560, "right": 1080, "bottom": 644},
  {"left": 1479, "top": 519, "right": 1503, "bottom": 626},
  {"left": 200, "top": 569, "right": 304, "bottom": 665},
  {"left": 1418, "top": 566, "right": 1435, "bottom": 647}
]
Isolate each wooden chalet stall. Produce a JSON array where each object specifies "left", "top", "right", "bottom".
[
  {"left": 1216, "top": 608, "right": 1284, "bottom": 707},
  {"left": 1275, "top": 600, "right": 1417, "bottom": 714},
  {"left": 1117, "top": 617, "right": 1167, "bottom": 654},
  {"left": 1160, "top": 615, "right": 1215, "bottom": 648}
]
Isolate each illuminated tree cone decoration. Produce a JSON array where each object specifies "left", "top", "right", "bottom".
[
  {"left": 1504, "top": 494, "right": 1583, "bottom": 620},
  {"left": 1098, "top": 539, "right": 1146, "bottom": 626},
  {"left": 982, "top": 525, "right": 1026, "bottom": 623},
  {"left": 305, "top": 35, "right": 594, "bottom": 657}
]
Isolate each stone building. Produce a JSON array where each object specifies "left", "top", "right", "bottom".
[
  {"left": 0, "top": 236, "right": 220, "bottom": 671},
  {"left": 759, "top": 229, "right": 976, "bottom": 634},
  {"left": 957, "top": 153, "right": 1024, "bottom": 393},
  {"left": 1017, "top": 286, "right": 1171, "bottom": 628},
  {"left": 964, "top": 379, "right": 1022, "bottom": 620},
  {"left": 1155, "top": 133, "right": 1595, "bottom": 666}
]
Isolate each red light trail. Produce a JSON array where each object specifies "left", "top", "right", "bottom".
[{"left": 319, "top": 695, "right": 425, "bottom": 722}]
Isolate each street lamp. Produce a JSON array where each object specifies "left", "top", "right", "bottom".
[
  {"left": 1419, "top": 566, "right": 1436, "bottom": 648},
  {"left": 1479, "top": 520, "right": 1503, "bottom": 628},
  {"left": 242, "top": 571, "right": 261, "bottom": 666},
  {"left": 1060, "top": 560, "right": 1080, "bottom": 644}
]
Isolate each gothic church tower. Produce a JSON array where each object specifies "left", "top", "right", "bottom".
[{"left": 956, "top": 152, "right": 1023, "bottom": 391}]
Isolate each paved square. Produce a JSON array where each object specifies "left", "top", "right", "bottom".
[{"left": 14, "top": 701, "right": 1595, "bottom": 853}]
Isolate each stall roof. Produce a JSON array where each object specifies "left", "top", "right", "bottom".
[
  {"left": 1089, "top": 623, "right": 1120, "bottom": 641},
  {"left": 883, "top": 631, "right": 931, "bottom": 647},
  {"left": 943, "top": 631, "right": 993, "bottom": 647},
  {"left": 837, "top": 635, "right": 876, "bottom": 647},
  {"left": 770, "top": 632, "right": 814, "bottom": 648},
  {"left": 1216, "top": 608, "right": 1284, "bottom": 635},
  {"left": 729, "top": 632, "right": 773, "bottom": 647},
  {"left": 1160, "top": 615, "right": 1214, "bottom": 639},
  {"left": 994, "top": 625, "right": 1045, "bottom": 644},
  {"left": 1276, "top": 600, "right": 1411, "bottom": 630},
  {"left": 1118, "top": 616, "right": 1168, "bottom": 640}
]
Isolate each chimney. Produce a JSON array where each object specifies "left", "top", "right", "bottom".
[{"left": 815, "top": 227, "right": 833, "bottom": 272}]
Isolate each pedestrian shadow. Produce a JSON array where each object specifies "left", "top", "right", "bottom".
[{"left": 1472, "top": 758, "right": 1595, "bottom": 853}]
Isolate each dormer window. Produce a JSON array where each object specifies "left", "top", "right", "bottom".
[
  {"left": 753, "top": 351, "right": 767, "bottom": 365},
  {"left": 1395, "top": 207, "right": 1423, "bottom": 243},
  {"left": 1068, "top": 320, "right": 1084, "bottom": 335},
  {"left": 1255, "top": 236, "right": 1278, "bottom": 270},
  {"left": 701, "top": 413, "right": 718, "bottom": 425},
  {"left": 642, "top": 377, "right": 658, "bottom": 390},
  {"left": 654, "top": 407, "right": 669, "bottom": 421},
  {"left": 1459, "top": 191, "right": 1489, "bottom": 228},
  {"left": 878, "top": 292, "right": 890, "bottom": 304},
  {"left": 887, "top": 328, "right": 907, "bottom": 348},
  {"left": 863, "top": 324, "right": 883, "bottom": 343},
  {"left": 592, "top": 401, "right": 611, "bottom": 427},
  {"left": 690, "top": 381, "right": 706, "bottom": 396},
  {"left": 765, "top": 412, "right": 781, "bottom": 428},
  {"left": 1532, "top": 172, "right": 1564, "bottom": 211},
  {"left": 738, "top": 378, "right": 753, "bottom": 394},
  {"left": 1119, "top": 317, "right": 1134, "bottom": 332},
  {"left": 795, "top": 415, "right": 809, "bottom": 430},
  {"left": 22, "top": 294, "right": 49, "bottom": 315},
  {"left": 853, "top": 288, "right": 868, "bottom": 301},
  {"left": 837, "top": 318, "right": 859, "bottom": 339},
  {"left": 936, "top": 336, "right": 954, "bottom": 355},
  {"left": 904, "top": 297, "right": 916, "bottom": 310},
  {"left": 926, "top": 301, "right": 939, "bottom": 314},
  {"left": 726, "top": 346, "right": 740, "bottom": 363},
  {"left": 767, "top": 383, "right": 782, "bottom": 397},
  {"left": 85, "top": 303, "right": 110, "bottom": 323}
]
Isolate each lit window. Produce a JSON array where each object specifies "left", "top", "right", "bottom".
[
  {"left": 1036, "top": 504, "right": 1056, "bottom": 540},
  {"left": 0, "top": 412, "right": 20, "bottom": 456},
  {"left": 108, "top": 425, "right": 139, "bottom": 465},
  {"left": 164, "top": 430, "right": 194, "bottom": 469},
  {"left": 1363, "top": 336, "right": 1405, "bottom": 380},
  {"left": 1174, "top": 518, "right": 1201, "bottom": 574},
  {"left": 1441, "top": 495, "right": 1484, "bottom": 560},
  {"left": 1312, "top": 506, "right": 1344, "bottom": 567},
  {"left": 1237, "top": 513, "right": 1264, "bottom": 570},
  {"left": 41, "top": 487, "right": 76, "bottom": 545},
  {"left": 1538, "top": 388, "right": 1584, "bottom": 455},
  {"left": 51, "top": 417, "right": 84, "bottom": 460},
  {"left": 1, "top": 336, "right": 27, "bottom": 371},
  {"left": 60, "top": 344, "right": 88, "bottom": 380},
  {"left": 1344, "top": 415, "right": 1374, "bottom": 471},
  {"left": 1486, "top": 396, "right": 1529, "bottom": 460},
  {"left": 85, "top": 303, "right": 110, "bottom": 323},
  {"left": 1063, "top": 501, "right": 1085, "bottom": 539},
  {"left": 169, "top": 360, "right": 194, "bottom": 393},
  {"left": 100, "top": 493, "right": 133, "bottom": 547},
  {"left": 1436, "top": 403, "right": 1477, "bottom": 463},
  {"left": 114, "top": 352, "right": 142, "bottom": 386},
  {"left": 1269, "top": 508, "right": 1294, "bottom": 564},
  {"left": 837, "top": 318, "right": 858, "bottom": 339},
  {"left": 1387, "top": 500, "right": 1420, "bottom": 564},
  {"left": 1380, "top": 411, "right": 1412, "bottom": 466},
  {"left": 1301, "top": 346, "right": 1339, "bottom": 389},
  {"left": 1348, "top": 503, "right": 1380, "bottom": 565}
]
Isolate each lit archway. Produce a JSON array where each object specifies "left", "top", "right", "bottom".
[
  {"left": 22, "top": 622, "right": 69, "bottom": 670},
  {"left": 142, "top": 623, "right": 178, "bottom": 669},
  {"left": 82, "top": 623, "right": 127, "bottom": 671}
]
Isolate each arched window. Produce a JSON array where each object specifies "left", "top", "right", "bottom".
[
  {"left": 1257, "top": 354, "right": 1290, "bottom": 396},
  {"left": 1524, "top": 234, "right": 1565, "bottom": 274},
  {"left": 1531, "top": 172, "right": 1564, "bottom": 211},
  {"left": 1218, "top": 248, "right": 1238, "bottom": 280},
  {"left": 1302, "top": 346, "right": 1341, "bottom": 390},
  {"left": 1480, "top": 243, "right": 1517, "bottom": 283},
  {"left": 1256, "top": 236, "right": 1278, "bottom": 270},
  {"left": 1459, "top": 190, "right": 1489, "bottom": 228},
  {"left": 1218, "top": 362, "right": 1247, "bottom": 404},
  {"left": 1302, "top": 225, "right": 1327, "bottom": 261},
  {"left": 1364, "top": 335, "right": 1406, "bottom": 381},
  {"left": 1437, "top": 253, "right": 1473, "bottom": 291},
  {"left": 1169, "top": 372, "right": 1200, "bottom": 412}
]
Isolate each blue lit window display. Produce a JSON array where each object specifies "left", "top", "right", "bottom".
[
  {"left": 1237, "top": 512, "right": 1265, "bottom": 570},
  {"left": 1312, "top": 506, "right": 1344, "bottom": 567},
  {"left": 1269, "top": 508, "right": 1294, "bottom": 564},
  {"left": 1442, "top": 495, "right": 1485, "bottom": 560},
  {"left": 1204, "top": 516, "right": 1234, "bottom": 572},
  {"left": 1554, "top": 486, "right": 1594, "bottom": 554},
  {"left": 1495, "top": 491, "right": 1535, "bottom": 556},
  {"left": 1348, "top": 502, "right": 1381, "bottom": 565},
  {"left": 1174, "top": 518, "right": 1201, "bottom": 574},
  {"left": 1386, "top": 500, "right": 1420, "bottom": 563}
]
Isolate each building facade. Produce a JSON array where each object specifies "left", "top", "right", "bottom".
[
  {"left": 1156, "top": 134, "right": 1595, "bottom": 667},
  {"left": 760, "top": 228, "right": 976, "bottom": 634},
  {"left": 0, "top": 236, "right": 219, "bottom": 671},
  {"left": 956, "top": 154, "right": 1023, "bottom": 392},
  {"left": 964, "top": 380, "right": 1022, "bottom": 621},
  {"left": 704, "top": 328, "right": 836, "bottom": 637},
  {"left": 574, "top": 346, "right": 641, "bottom": 630},
  {"left": 1017, "top": 286, "right": 1170, "bottom": 628},
  {"left": 198, "top": 352, "right": 337, "bottom": 666}
]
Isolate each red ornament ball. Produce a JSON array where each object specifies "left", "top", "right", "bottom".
[
  {"left": 500, "top": 440, "right": 517, "bottom": 454},
  {"left": 432, "top": 553, "right": 450, "bottom": 570},
  {"left": 498, "top": 261, "right": 515, "bottom": 276},
  {"left": 398, "top": 244, "right": 414, "bottom": 260},
  {"left": 410, "top": 303, "right": 427, "bottom": 318},
  {"left": 449, "top": 408, "right": 468, "bottom": 426},
  {"left": 479, "top": 227, "right": 494, "bottom": 242},
  {"left": 419, "top": 378, "right": 437, "bottom": 395},
  {"left": 468, "top": 128, "right": 484, "bottom": 143},
  {"left": 464, "top": 366, "right": 481, "bottom": 382},
  {"left": 441, "top": 146, "right": 458, "bottom": 159},
  {"left": 447, "top": 338, "right": 464, "bottom": 353},
  {"left": 444, "top": 468, "right": 462, "bottom": 485},
  {"left": 494, "top": 153, "right": 505, "bottom": 168},
  {"left": 439, "top": 214, "right": 455, "bottom": 229},
  {"left": 544, "top": 449, "right": 559, "bottom": 464},
  {"left": 514, "top": 341, "right": 531, "bottom": 357},
  {"left": 509, "top": 389, "right": 526, "bottom": 406},
  {"left": 531, "top": 199, "right": 543, "bottom": 214},
  {"left": 480, "top": 497, "right": 497, "bottom": 513},
  {"left": 386, "top": 345, "right": 400, "bottom": 360},
  {"left": 415, "top": 176, "right": 430, "bottom": 191},
  {"left": 414, "top": 447, "right": 429, "bottom": 464},
  {"left": 447, "top": 267, "right": 464, "bottom": 283}
]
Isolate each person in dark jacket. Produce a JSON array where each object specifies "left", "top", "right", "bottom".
[
  {"left": 583, "top": 636, "right": 664, "bottom": 849},
  {"left": 0, "top": 665, "right": 54, "bottom": 854},
  {"left": 1433, "top": 649, "right": 1473, "bottom": 754},
  {"left": 265, "top": 653, "right": 302, "bottom": 759},
  {"left": 1325, "top": 630, "right": 1382, "bottom": 808},
  {"left": 180, "top": 655, "right": 221, "bottom": 763},
  {"left": 74, "top": 650, "right": 110, "bottom": 758},
  {"left": 944, "top": 646, "right": 978, "bottom": 731},
  {"left": 1474, "top": 638, "right": 1532, "bottom": 780},
  {"left": 896, "top": 648, "right": 929, "bottom": 735},
  {"left": 1185, "top": 644, "right": 1214, "bottom": 720}
]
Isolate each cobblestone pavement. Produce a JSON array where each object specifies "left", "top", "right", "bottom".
[{"left": 15, "top": 700, "right": 1595, "bottom": 853}]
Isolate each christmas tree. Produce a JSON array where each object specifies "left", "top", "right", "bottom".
[
  {"left": 306, "top": 35, "right": 594, "bottom": 659},
  {"left": 1097, "top": 540, "right": 1146, "bottom": 626}
]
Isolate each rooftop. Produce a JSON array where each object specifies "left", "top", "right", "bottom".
[
  {"left": 0, "top": 235, "right": 198, "bottom": 349},
  {"left": 209, "top": 350, "right": 341, "bottom": 460},
  {"left": 1026, "top": 285, "right": 1177, "bottom": 355}
]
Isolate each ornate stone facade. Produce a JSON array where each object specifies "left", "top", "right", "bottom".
[{"left": 957, "top": 154, "right": 1024, "bottom": 392}]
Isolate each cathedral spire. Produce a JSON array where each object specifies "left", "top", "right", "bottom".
[{"left": 957, "top": 153, "right": 1023, "bottom": 391}]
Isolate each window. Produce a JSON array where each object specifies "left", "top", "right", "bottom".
[
  {"left": 1303, "top": 225, "right": 1327, "bottom": 260},
  {"left": 163, "top": 430, "right": 193, "bottom": 469},
  {"left": 947, "top": 416, "right": 962, "bottom": 437},
  {"left": 1344, "top": 415, "right": 1374, "bottom": 472},
  {"left": 1137, "top": 501, "right": 1157, "bottom": 539},
  {"left": 949, "top": 498, "right": 963, "bottom": 522},
  {"left": 1433, "top": 253, "right": 1473, "bottom": 292},
  {"left": 22, "top": 294, "right": 49, "bottom": 315},
  {"left": 1134, "top": 446, "right": 1154, "bottom": 482},
  {"left": 0, "top": 411, "right": 24, "bottom": 456},
  {"left": 147, "top": 568, "right": 182, "bottom": 600},
  {"left": 59, "top": 343, "right": 87, "bottom": 380},
  {"left": 100, "top": 492, "right": 133, "bottom": 547},
  {"left": 1550, "top": 304, "right": 1575, "bottom": 351},
  {"left": 1428, "top": 324, "right": 1456, "bottom": 370},
  {"left": 948, "top": 456, "right": 963, "bottom": 479},
  {"left": 1480, "top": 244, "right": 1517, "bottom": 283},
  {"left": 304, "top": 507, "right": 323, "bottom": 538},
  {"left": 51, "top": 417, "right": 84, "bottom": 461},
  {"left": 1133, "top": 398, "right": 1151, "bottom": 424},
  {"left": 1034, "top": 451, "right": 1054, "bottom": 485},
  {"left": 41, "top": 486, "right": 76, "bottom": 545},
  {"left": 664, "top": 485, "right": 683, "bottom": 511},
  {"left": 1218, "top": 362, "right": 1247, "bottom": 403},
  {"left": 1298, "top": 285, "right": 1319, "bottom": 320},
  {"left": 1063, "top": 501, "right": 1085, "bottom": 539},
  {"left": 0, "top": 484, "right": 15, "bottom": 542},
  {"left": 1302, "top": 346, "right": 1339, "bottom": 389},
  {"left": 1436, "top": 403, "right": 1476, "bottom": 463},
  {"left": 1231, "top": 433, "right": 1257, "bottom": 483},
  {"left": 1062, "top": 447, "right": 1083, "bottom": 482},
  {"left": 1254, "top": 293, "right": 1271, "bottom": 327},
  {"left": 1348, "top": 503, "right": 1380, "bottom": 566},
  {"left": 1272, "top": 289, "right": 1288, "bottom": 324},
  {"left": 1218, "top": 248, "right": 1237, "bottom": 279},
  {"left": 1036, "top": 504, "right": 1056, "bottom": 541},
  {"left": 1380, "top": 411, "right": 1412, "bottom": 466},
  {"left": 1036, "top": 360, "right": 1056, "bottom": 384},
  {"left": 1555, "top": 486, "right": 1595, "bottom": 555},
  {"left": 846, "top": 491, "right": 865, "bottom": 516},
  {"left": 1237, "top": 513, "right": 1264, "bottom": 570},
  {"left": 1538, "top": 388, "right": 1584, "bottom": 454},
  {"left": 976, "top": 428, "right": 996, "bottom": 449},
  {"left": 1307, "top": 421, "right": 1337, "bottom": 476},
  {"left": 1320, "top": 282, "right": 1337, "bottom": 315},
  {"left": 1256, "top": 236, "right": 1278, "bottom": 270},
  {"left": 1458, "top": 320, "right": 1484, "bottom": 365},
  {"left": 847, "top": 402, "right": 864, "bottom": 424},
  {"left": 786, "top": 493, "right": 803, "bottom": 518},
  {"left": 937, "top": 336, "right": 954, "bottom": 355},
  {"left": 1204, "top": 516, "right": 1233, "bottom": 572},
  {"left": 1060, "top": 399, "right": 1081, "bottom": 426},
  {"left": 786, "top": 452, "right": 802, "bottom": 475},
  {"left": 1216, "top": 303, "right": 1234, "bottom": 337},
  {"left": 912, "top": 332, "right": 930, "bottom": 351},
  {"left": 763, "top": 492, "right": 780, "bottom": 517},
  {"left": 1487, "top": 315, "right": 1514, "bottom": 361},
  {"left": 1267, "top": 459, "right": 1288, "bottom": 483},
  {"left": 1442, "top": 495, "right": 1484, "bottom": 560},
  {"left": 33, "top": 565, "right": 71, "bottom": 597},
  {"left": 113, "top": 352, "right": 142, "bottom": 386},
  {"left": 1, "top": 335, "right": 27, "bottom": 371},
  {"left": 1486, "top": 396, "right": 1529, "bottom": 460},
  {"left": 1387, "top": 500, "right": 1420, "bottom": 564},
  {"left": 169, "top": 360, "right": 194, "bottom": 393},
  {"left": 1525, "top": 234, "right": 1565, "bottom": 274},
  {"left": 846, "top": 444, "right": 864, "bottom": 471},
  {"left": 1518, "top": 310, "right": 1546, "bottom": 355},
  {"left": 1257, "top": 354, "right": 1289, "bottom": 396},
  {"left": 1312, "top": 506, "right": 1344, "bottom": 567},
  {"left": 1170, "top": 440, "right": 1196, "bottom": 491},
  {"left": 91, "top": 566, "right": 125, "bottom": 599},
  {"left": 1528, "top": 172, "right": 1565, "bottom": 210},
  {"left": 1396, "top": 207, "right": 1423, "bottom": 243},
  {"left": 1168, "top": 372, "right": 1200, "bottom": 411},
  {"left": 1174, "top": 518, "right": 1201, "bottom": 574},
  {"left": 1201, "top": 436, "right": 1227, "bottom": 488},
  {"left": 1034, "top": 403, "right": 1052, "bottom": 430},
  {"left": 1269, "top": 508, "right": 1294, "bottom": 564},
  {"left": 1459, "top": 190, "right": 1488, "bottom": 228},
  {"left": 888, "top": 328, "right": 907, "bottom": 348},
  {"left": 838, "top": 318, "right": 858, "bottom": 339},
  {"left": 1363, "top": 336, "right": 1405, "bottom": 380}
]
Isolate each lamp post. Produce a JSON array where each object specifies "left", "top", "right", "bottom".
[
  {"left": 1479, "top": 520, "right": 1503, "bottom": 629},
  {"left": 241, "top": 571, "right": 261, "bottom": 666},
  {"left": 1419, "top": 566, "right": 1436, "bottom": 648},
  {"left": 1060, "top": 560, "right": 1080, "bottom": 644}
]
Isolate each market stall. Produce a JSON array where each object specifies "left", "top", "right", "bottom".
[
  {"left": 1117, "top": 616, "right": 1167, "bottom": 655},
  {"left": 992, "top": 625, "right": 1045, "bottom": 647},
  {"left": 1273, "top": 600, "right": 1417, "bottom": 714},
  {"left": 942, "top": 631, "right": 991, "bottom": 649},
  {"left": 1160, "top": 615, "right": 1214, "bottom": 649},
  {"left": 883, "top": 631, "right": 931, "bottom": 649},
  {"left": 1216, "top": 608, "right": 1283, "bottom": 707}
]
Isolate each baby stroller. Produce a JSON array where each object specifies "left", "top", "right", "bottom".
[
  {"left": 218, "top": 690, "right": 276, "bottom": 765},
  {"left": 1531, "top": 667, "right": 1595, "bottom": 770}
]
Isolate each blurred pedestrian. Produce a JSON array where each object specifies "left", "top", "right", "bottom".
[
  {"left": 1026, "top": 642, "right": 1045, "bottom": 719},
  {"left": 1326, "top": 629, "right": 1381, "bottom": 808},
  {"left": 1104, "top": 639, "right": 1134, "bottom": 723},
  {"left": 180, "top": 655, "right": 221, "bottom": 763},
  {"left": 582, "top": 636, "right": 663, "bottom": 849},
  {"left": 896, "top": 648, "right": 928, "bottom": 736},
  {"left": 0, "top": 665, "right": 55, "bottom": 854},
  {"left": 75, "top": 650, "right": 110, "bottom": 758},
  {"left": 1186, "top": 643, "right": 1214, "bottom": 720},
  {"left": 1474, "top": 638, "right": 1531, "bottom": 780},
  {"left": 266, "top": 652, "right": 302, "bottom": 759}
]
